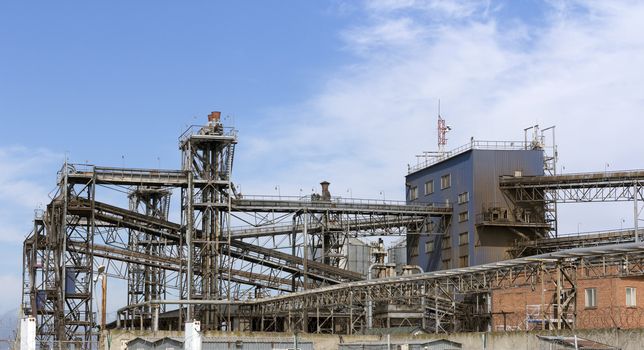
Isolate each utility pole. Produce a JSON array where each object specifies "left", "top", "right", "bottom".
[{"left": 101, "top": 273, "right": 107, "bottom": 331}]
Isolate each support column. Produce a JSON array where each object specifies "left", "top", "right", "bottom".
[
  {"left": 556, "top": 265, "right": 562, "bottom": 330},
  {"left": 153, "top": 305, "right": 159, "bottom": 332},
  {"left": 635, "top": 183, "right": 639, "bottom": 243},
  {"left": 186, "top": 171, "right": 194, "bottom": 321}
]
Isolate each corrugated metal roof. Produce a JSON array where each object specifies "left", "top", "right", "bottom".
[{"left": 126, "top": 337, "right": 184, "bottom": 345}]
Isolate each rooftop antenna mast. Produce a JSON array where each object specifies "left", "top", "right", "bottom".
[
  {"left": 410, "top": 100, "right": 452, "bottom": 172},
  {"left": 437, "top": 99, "right": 451, "bottom": 153}
]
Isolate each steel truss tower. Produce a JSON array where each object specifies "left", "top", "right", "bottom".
[
  {"left": 180, "top": 112, "right": 237, "bottom": 328},
  {"left": 28, "top": 114, "right": 644, "bottom": 347},
  {"left": 126, "top": 187, "right": 172, "bottom": 325},
  {"left": 22, "top": 163, "right": 97, "bottom": 349},
  {"left": 19, "top": 115, "right": 448, "bottom": 348}
]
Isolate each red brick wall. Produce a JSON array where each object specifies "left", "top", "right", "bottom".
[{"left": 491, "top": 275, "right": 644, "bottom": 330}]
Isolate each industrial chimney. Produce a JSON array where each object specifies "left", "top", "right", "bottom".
[{"left": 208, "top": 111, "right": 221, "bottom": 123}]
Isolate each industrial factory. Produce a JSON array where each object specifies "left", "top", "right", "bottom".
[{"left": 16, "top": 112, "right": 644, "bottom": 350}]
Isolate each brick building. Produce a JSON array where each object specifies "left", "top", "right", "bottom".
[{"left": 492, "top": 274, "right": 644, "bottom": 331}]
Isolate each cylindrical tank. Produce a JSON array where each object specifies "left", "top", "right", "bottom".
[
  {"left": 388, "top": 240, "right": 407, "bottom": 275},
  {"left": 346, "top": 238, "right": 371, "bottom": 276}
]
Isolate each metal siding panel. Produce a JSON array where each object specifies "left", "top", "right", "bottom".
[
  {"left": 347, "top": 238, "right": 371, "bottom": 276},
  {"left": 407, "top": 148, "right": 544, "bottom": 269},
  {"left": 405, "top": 150, "right": 474, "bottom": 271},
  {"left": 471, "top": 149, "right": 545, "bottom": 265}
]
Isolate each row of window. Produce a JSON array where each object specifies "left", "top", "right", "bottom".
[
  {"left": 426, "top": 232, "right": 470, "bottom": 253},
  {"left": 417, "top": 174, "right": 452, "bottom": 197},
  {"left": 410, "top": 173, "right": 472, "bottom": 212},
  {"left": 440, "top": 255, "right": 469, "bottom": 269},
  {"left": 411, "top": 180, "right": 468, "bottom": 204},
  {"left": 411, "top": 186, "right": 469, "bottom": 206},
  {"left": 585, "top": 287, "right": 637, "bottom": 308}
]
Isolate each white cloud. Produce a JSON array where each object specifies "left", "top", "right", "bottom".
[
  {"left": 0, "top": 147, "right": 60, "bottom": 314},
  {"left": 364, "top": 0, "right": 488, "bottom": 19},
  {"left": 0, "top": 147, "right": 60, "bottom": 242},
  {"left": 236, "top": 0, "right": 644, "bottom": 235},
  {"left": 0, "top": 274, "right": 21, "bottom": 313},
  {"left": 342, "top": 17, "right": 426, "bottom": 54}
]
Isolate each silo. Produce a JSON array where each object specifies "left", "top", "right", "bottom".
[
  {"left": 388, "top": 239, "right": 407, "bottom": 275},
  {"left": 346, "top": 237, "right": 372, "bottom": 277}
]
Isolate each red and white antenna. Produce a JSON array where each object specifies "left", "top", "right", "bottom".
[{"left": 437, "top": 100, "right": 451, "bottom": 152}]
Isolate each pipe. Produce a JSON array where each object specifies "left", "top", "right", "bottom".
[
  {"left": 153, "top": 305, "right": 159, "bottom": 332},
  {"left": 117, "top": 299, "right": 248, "bottom": 316},
  {"left": 186, "top": 171, "right": 194, "bottom": 321},
  {"left": 635, "top": 183, "right": 639, "bottom": 243},
  {"left": 403, "top": 265, "right": 424, "bottom": 274}
]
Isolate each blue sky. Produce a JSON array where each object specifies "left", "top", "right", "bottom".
[{"left": 2, "top": 0, "right": 644, "bottom": 315}]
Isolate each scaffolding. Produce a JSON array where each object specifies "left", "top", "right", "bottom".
[
  {"left": 21, "top": 114, "right": 454, "bottom": 348},
  {"left": 19, "top": 115, "right": 644, "bottom": 349}
]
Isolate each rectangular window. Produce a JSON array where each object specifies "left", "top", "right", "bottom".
[
  {"left": 458, "top": 192, "right": 469, "bottom": 204},
  {"left": 442, "top": 235, "right": 451, "bottom": 249},
  {"left": 459, "top": 232, "right": 469, "bottom": 246},
  {"left": 459, "top": 255, "right": 468, "bottom": 268},
  {"left": 458, "top": 211, "right": 469, "bottom": 222},
  {"left": 410, "top": 244, "right": 419, "bottom": 257},
  {"left": 425, "top": 240, "right": 434, "bottom": 253},
  {"left": 441, "top": 258, "right": 451, "bottom": 270},
  {"left": 585, "top": 288, "right": 597, "bottom": 308},
  {"left": 410, "top": 186, "right": 418, "bottom": 200},
  {"left": 626, "top": 287, "right": 637, "bottom": 307},
  {"left": 424, "top": 180, "right": 434, "bottom": 195},
  {"left": 440, "top": 174, "right": 451, "bottom": 189}
]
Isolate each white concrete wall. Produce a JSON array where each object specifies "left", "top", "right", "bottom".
[
  {"left": 184, "top": 321, "right": 201, "bottom": 350},
  {"left": 19, "top": 317, "right": 35, "bottom": 350},
  {"left": 109, "top": 328, "right": 644, "bottom": 350}
]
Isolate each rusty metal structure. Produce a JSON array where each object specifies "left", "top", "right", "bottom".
[{"left": 19, "top": 114, "right": 644, "bottom": 349}]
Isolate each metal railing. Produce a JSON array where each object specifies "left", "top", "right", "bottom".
[
  {"left": 179, "top": 124, "right": 237, "bottom": 144},
  {"left": 499, "top": 169, "right": 644, "bottom": 186},
  {"left": 555, "top": 227, "right": 638, "bottom": 239},
  {"left": 409, "top": 140, "right": 532, "bottom": 173},
  {"left": 475, "top": 212, "right": 548, "bottom": 226},
  {"left": 93, "top": 166, "right": 184, "bottom": 177},
  {"left": 227, "top": 214, "right": 427, "bottom": 238},
  {"left": 35, "top": 340, "right": 100, "bottom": 350},
  {"left": 236, "top": 194, "right": 450, "bottom": 209},
  {"left": 65, "top": 164, "right": 187, "bottom": 185}
]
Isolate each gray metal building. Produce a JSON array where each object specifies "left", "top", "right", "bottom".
[
  {"left": 405, "top": 141, "right": 547, "bottom": 271},
  {"left": 346, "top": 237, "right": 373, "bottom": 276}
]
